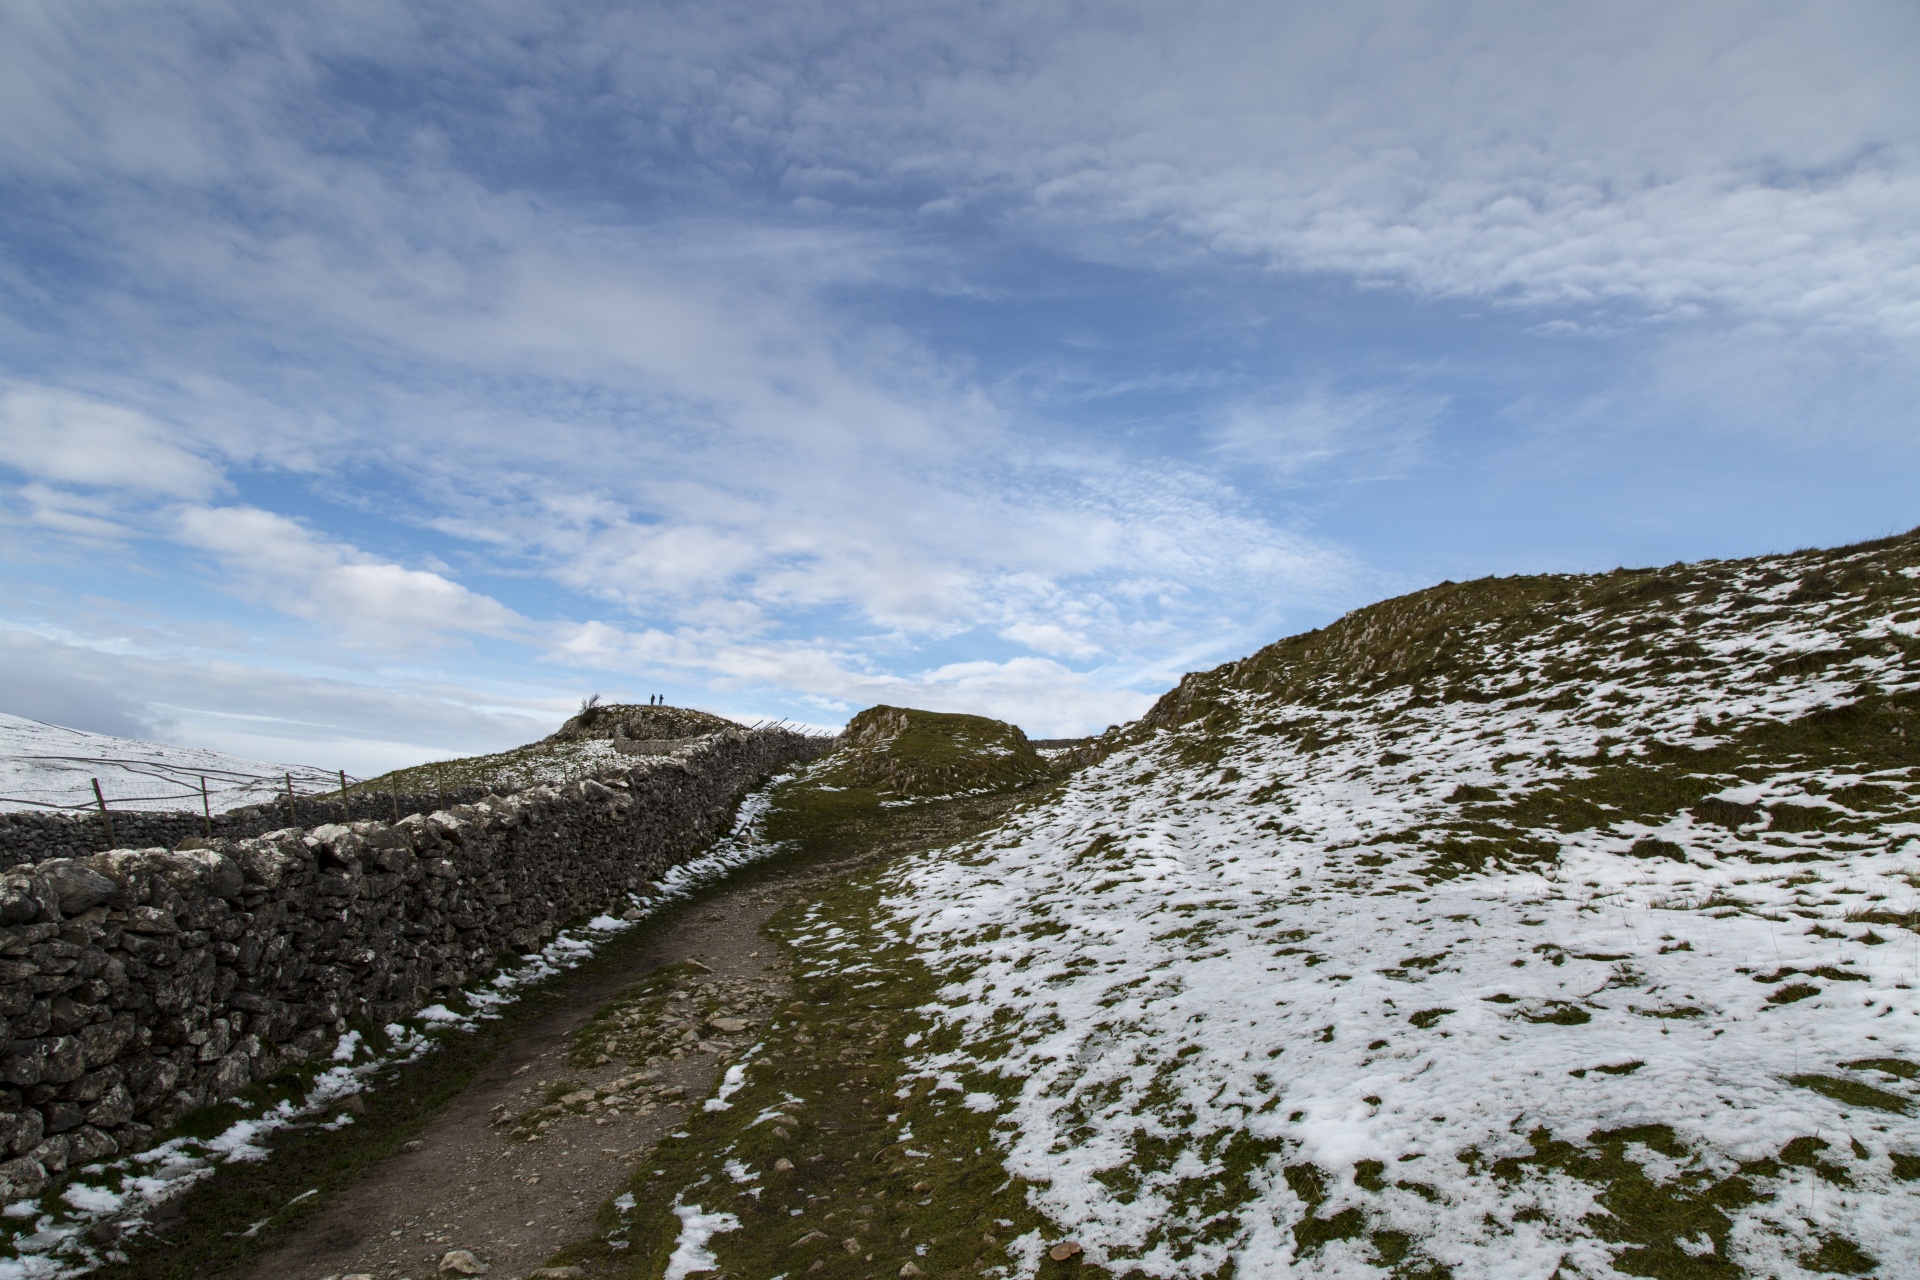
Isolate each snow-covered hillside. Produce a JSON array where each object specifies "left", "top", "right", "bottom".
[
  {"left": 0, "top": 713, "right": 337, "bottom": 814},
  {"left": 890, "top": 536, "right": 1920, "bottom": 1278}
]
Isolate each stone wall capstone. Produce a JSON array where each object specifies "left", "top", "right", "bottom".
[
  {"left": 0, "top": 726, "right": 828, "bottom": 1201},
  {"left": 2, "top": 783, "right": 511, "bottom": 867}
]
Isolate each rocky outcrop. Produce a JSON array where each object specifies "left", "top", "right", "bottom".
[
  {"left": 547, "top": 702, "right": 735, "bottom": 745},
  {"left": 0, "top": 727, "right": 826, "bottom": 1201},
  {"left": 610, "top": 724, "right": 701, "bottom": 756}
]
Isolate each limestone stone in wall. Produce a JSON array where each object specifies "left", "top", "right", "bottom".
[
  {"left": 0, "top": 783, "right": 505, "bottom": 867},
  {"left": 0, "top": 727, "right": 827, "bottom": 1201}
]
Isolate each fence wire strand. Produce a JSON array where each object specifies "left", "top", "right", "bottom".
[{"left": 0, "top": 754, "right": 356, "bottom": 816}]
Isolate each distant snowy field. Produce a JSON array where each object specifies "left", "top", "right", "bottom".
[{"left": 0, "top": 713, "right": 337, "bottom": 815}]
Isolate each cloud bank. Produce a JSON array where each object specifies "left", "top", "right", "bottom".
[{"left": 0, "top": 1, "right": 1914, "bottom": 767}]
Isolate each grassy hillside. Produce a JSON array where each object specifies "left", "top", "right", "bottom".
[
  {"left": 355, "top": 703, "right": 745, "bottom": 796},
  {"left": 878, "top": 530, "right": 1920, "bottom": 1279},
  {"left": 568, "top": 704, "right": 1067, "bottom": 1280},
  {"left": 757, "top": 705, "right": 1051, "bottom": 856},
  {"left": 619, "top": 531, "right": 1920, "bottom": 1280},
  {"left": 545, "top": 701, "right": 740, "bottom": 744},
  {"left": 826, "top": 704, "right": 1049, "bottom": 799}
]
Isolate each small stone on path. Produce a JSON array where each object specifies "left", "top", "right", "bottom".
[
  {"left": 438, "top": 1248, "right": 490, "bottom": 1274},
  {"left": 1049, "top": 1241, "right": 1083, "bottom": 1262}
]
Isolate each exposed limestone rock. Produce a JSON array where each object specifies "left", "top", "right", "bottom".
[{"left": 0, "top": 727, "right": 825, "bottom": 1198}]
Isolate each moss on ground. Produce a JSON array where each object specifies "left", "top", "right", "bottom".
[
  {"left": 357, "top": 737, "right": 634, "bottom": 795},
  {"left": 564, "top": 865, "right": 1067, "bottom": 1280},
  {"left": 551, "top": 728, "right": 1064, "bottom": 1280},
  {"left": 799, "top": 705, "right": 1052, "bottom": 801},
  {"left": 1058, "top": 528, "right": 1920, "bottom": 896}
]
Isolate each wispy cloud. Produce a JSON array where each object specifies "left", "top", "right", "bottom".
[
  {"left": 0, "top": 624, "right": 555, "bottom": 771},
  {"left": 0, "top": 0, "right": 1913, "bottom": 766},
  {"left": 1214, "top": 387, "right": 1443, "bottom": 483},
  {"left": 0, "top": 384, "right": 223, "bottom": 498},
  {"left": 170, "top": 505, "right": 524, "bottom": 646},
  {"left": 548, "top": 621, "right": 1153, "bottom": 738}
]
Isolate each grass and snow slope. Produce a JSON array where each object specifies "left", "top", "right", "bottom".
[
  {"left": 888, "top": 534, "right": 1920, "bottom": 1279},
  {"left": 825, "top": 705, "right": 1050, "bottom": 802},
  {"left": 357, "top": 704, "right": 751, "bottom": 796},
  {"left": 0, "top": 713, "right": 336, "bottom": 814}
]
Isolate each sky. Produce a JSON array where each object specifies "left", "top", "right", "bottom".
[{"left": 1, "top": 0, "right": 1917, "bottom": 775}]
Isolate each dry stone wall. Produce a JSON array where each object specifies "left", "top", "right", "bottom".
[
  {"left": 0, "top": 784, "right": 507, "bottom": 867},
  {"left": 0, "top": 727, "right": 827, "bottom": 1201}
]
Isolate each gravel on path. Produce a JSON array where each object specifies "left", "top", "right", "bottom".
[{"left": 243, "top": 868, "right": 819, "bottom": 1280}]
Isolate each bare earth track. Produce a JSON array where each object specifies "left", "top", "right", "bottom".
[
  {"left": 244, "top": 864, "right": 824, "bottom": 1280},
  {"left": 79, "top": 747, "right": 1035, "bottom": 1280}
]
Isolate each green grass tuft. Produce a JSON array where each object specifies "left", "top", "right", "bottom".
[{"left": 1789, "top": 1074, "right": 1912, "bottom": 1115}]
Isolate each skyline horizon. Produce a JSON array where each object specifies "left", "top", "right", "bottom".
[{"left": 4, "top": 1, "right": 1917, "bottom": 774}]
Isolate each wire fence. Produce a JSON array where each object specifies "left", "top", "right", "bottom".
[
  {"left": 0, "top": 755, "right": 358, "bottom": 817},
  {"left": 0, "top": 718, "right": 831, "bottom": 819}
]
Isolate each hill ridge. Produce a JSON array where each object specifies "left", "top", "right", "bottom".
[{"left": 873, "top": 527, "right": 1920, "bottom": 1279}]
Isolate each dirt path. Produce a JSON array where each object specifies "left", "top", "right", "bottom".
[{"left": 244, "top": 861, "right": 829, "bottom": 1280}]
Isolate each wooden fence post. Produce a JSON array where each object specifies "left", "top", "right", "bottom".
[
  {"left": 91, "top": 777, "right": 115, "bottom": 848},
  {"left": 285, "top": 773, "right": 297, "bottom": 826},
  {"left": 338, "top": 769, "right": 350, "bottom": 819},
  {"left": 200, "top": 776, "right": 213, "bottom": 838}
]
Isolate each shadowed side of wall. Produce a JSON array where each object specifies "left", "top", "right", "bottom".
[{"left": 0, "top": 727, "right": 830, "bottom": 1202}]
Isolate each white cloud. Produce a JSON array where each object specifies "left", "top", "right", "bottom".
[
  {"left": 9, "top": 483, "right": 140, "bottom": 542},
  {"left": 887, "top": 1, "right": 1920, "bottom": 334},
  {"left": 1214, "top": 388, "right": 1442, "bottom": 482},
  {"left": 905, "top": 656, "right": 1154, "bottom": 737},
  {"left": 14, "top": 3, "right": 1917, "bottom": 347},
  {"left": 440, "top": 0, "right": 1912, "bottom": 337},
  {"left": 549, "top": 619, "right": 1149, "bottom": 737},
  {"left": 0, "top": 625, "right": 555, "bottom": 774},
  {"left": 0, "top": 383, "right": 224, "bottom": 497},
  {"left": 172, "top": 505, "right": 523, "bottom": 645},
  {"left": 999, "top": 621, "right": 1101, "bottom": 660},
  {"left": 3, "top": 0, "right": 1908, "bottom": 761}
]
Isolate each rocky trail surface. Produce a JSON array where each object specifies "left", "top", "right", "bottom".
[
  {"left": 240, "top": 863, "right": 825, "bottom": 1280},
  {"left": 50, "top": 721, "right": 1033, "bottom": 1280}
]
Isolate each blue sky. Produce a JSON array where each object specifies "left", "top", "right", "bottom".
[{"left": 2, "top": 0, "right": 1917, "bottom": 773}]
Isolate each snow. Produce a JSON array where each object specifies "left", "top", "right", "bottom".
[
  {"left": 708, "top": 1063, "right": 750, "bottom": 1112},
  {"left": 665, "top": 1202, "right": 742, "bottom": 1280},
  {"left": 884, "top": 558, "right": 1920, "bottom": 1278},
  {"left": 430, "top": 736, "right": 633, "bottom": 792},
  {"left": 0, "top": 768, "right": 805, "bottom": 1277},
  {"left": 0, "top": 713, "right": 336, "bottom": 815}
]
